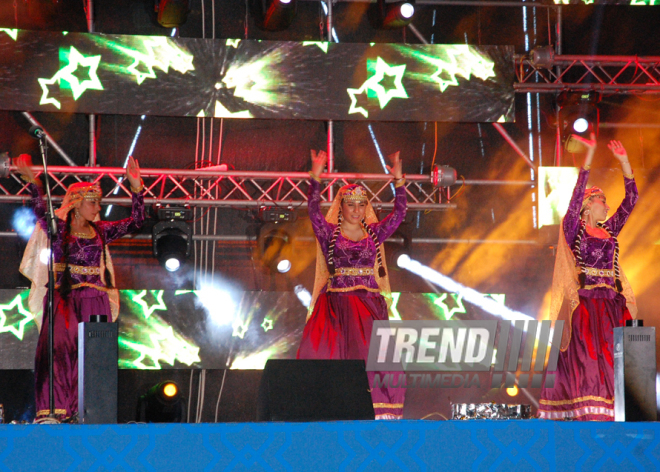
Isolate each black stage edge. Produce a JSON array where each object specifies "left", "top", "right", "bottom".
[{"left": 0, "top": 369, "right": 263, "bottom": 423}]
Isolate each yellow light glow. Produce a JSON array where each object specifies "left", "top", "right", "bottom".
[
  {"left": 163, "top": 383, "right": 177, "bottom": 397},
  {"left": 506, "top": 385, "right": 519, "bottom": 397}
]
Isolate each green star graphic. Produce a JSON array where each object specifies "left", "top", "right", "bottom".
[
  {"left": 389, "top": 292, "right": 402, "bottom": 320},
  {"left": 347, "top": 57, "right": 408, "bottom": 116},
  {"left": 261, "top": 318, "right": 274, "bottom": 332},
  {"left": 123, "top": 52, "right": 157, "bottom": 84},
  {"left": 143, "top": 37, "right": 194, "bottom": 74},
  {"left": 120, "top": 319, "right": 200, "bottom": 369},
  {"left": 131, "top": 290, "right": 167, "bottom": 318},
  {"left": 427, "top": 46, "right": 495, "bottom": 93},
  {"left": 232, "top": 319, "right": 250, "bottom": 339},
  {"left": 226, "top": 39, "right": 241, "bottom": 48},
  {"left": 347, "top": 83, "right": 370, "bottom": 118},
  {"left": 38, "top": 74, "right": 62, "bottom": 109},
  {"left": 364, "top": 57, "right": 408, "bottom": 109},
  {"left": 0, "top": 29, "right": 18, "bottom": 40},
  {"left": 433, "top": 293, "right": 466, "bottom": 320},
  {"left": 0, "top": 294, "right": 35, "bottom": 340},
  {"left": 58, "top": 46, "right": 103, "bottom": 100},
  {"left": 302, "top": 41, "right": 329, "bottom": 53}
]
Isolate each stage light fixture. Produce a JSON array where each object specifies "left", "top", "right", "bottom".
[
  {"left": 432, "top": 165, "right": 457, "bottom": 188},
  {"left": 557, "top": 91, "right": 600, "bottom": 153},
  {"left": 257, "top": 223, "right": 293, "bottom": 274},
  {"left": 371, "top": 0, "right": 416, "bottom": 30},
  {"left": 137, "top": 381, "right": 184, "bottom": 423},
  {"left": 251, "top": 0, "right": 298, "bottom": 32},
  {"left": 152, "top": 205, "right": 192, "bottom": 272},
  {"left": 529, "top": 45, "right": 555, "bottom": 69},
  {"left": 155, "top": 0, "right": 191, "bottom": 28}
]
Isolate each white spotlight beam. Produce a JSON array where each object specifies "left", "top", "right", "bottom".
[{"left": 398, "top": 255, "right": 534, "bottom": 322}]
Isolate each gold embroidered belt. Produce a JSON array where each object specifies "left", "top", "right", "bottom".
[
  {"left": 53, "top": 263, "right": 101, "bottom": 276},
  {"left": 584, "top": 267, "right": 614, "bottom": 278},
  {"left": 334, "top": 267, "right": 374, "bottom": 277}
]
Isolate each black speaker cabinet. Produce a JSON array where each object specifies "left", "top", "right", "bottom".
[
  {"left": 257, "top": 359, "right": 375, "bottom": 421},
  {"left": 78, "top": 321, "right": 118, "bottom": 424},
  {"left": 614, "top": 325, "right": 657, "bottom": 422}
]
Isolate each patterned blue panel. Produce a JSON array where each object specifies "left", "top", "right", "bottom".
[{"left": 2, "top": 420, "right": 660, "bottom": 471}]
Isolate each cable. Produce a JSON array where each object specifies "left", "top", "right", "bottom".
[
  {"left": 187, "top": 369, "right": 194, "bottom": 423},
  {"left": 214, "top": 369, "right": 228, "bottom": 422},
  {"left": 420, "top": 412, "right": 448, "bottom": 420},
  {"left": 201, "top": 0, "right": 206, "bottom": 39}
]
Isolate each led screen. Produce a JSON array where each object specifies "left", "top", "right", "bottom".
[
  {"left": 0, "top": 289, "right": 507, "bottom": 370},
  {"left": 0, "top": 30, "right": 514, "bottom": 122},
  {"left": 538, "top": 166, "right": 580, "bottom": 228}
]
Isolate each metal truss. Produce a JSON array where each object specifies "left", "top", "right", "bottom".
[
  {"left": 0, "top": 166, "right": 532, "bottom": 211},
  {"left": 515, "top": 54, "right": 660, "bottom": 93}
]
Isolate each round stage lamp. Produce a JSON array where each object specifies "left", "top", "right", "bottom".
[
  {"left": 572, "top": 117, "right": 589, "bottom": 133},
  {"left": 374, "top": 0, "right": 416, "bottom": 29},
  {"left": 153, "top": 219, "right": 192, "bottom": 273},
  {"left": 276, "top": 259, "right": 292, "bottom": 273},
  {"left": 400, "top": 2, "right": 415, "bottom": 19},
  {"left": 258, "top": 225, "right": 294, "bottom": 274},
  {"left": 137, "top": 381, "right": 184, "bottom": 423},
  {"left": 162, "top": 382, "right": 178, "bottom": 398},
  {"left": 432, "top": 165, "right": 457, "bottom": 188}
]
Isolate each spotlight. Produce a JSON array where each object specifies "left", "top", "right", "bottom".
[
  {"left": 432, "top": 165, "right": 457, "bottom": 188},
  {"left": 250, "top": 0, "right": 297, "bottom": 32},
  {"left": 557, "top": 91, "right": 600, "bottom": 153},
  {"left": 370, "top": 0, "right": 416, "bottom": 29},
  {"left": 155, "top": 0, "right": 191, "bottom": 28},
  {"left": 529, "top": 45, "right": 555, "bottom": 69},
  {"left": 137, "top": 381, "right": 184, "bottom": 423},
  {"left": 152, "top": 205, "right": 192, "bottom": 272},
  {"left": 257, "top": 223, "right": 293, "bottom": 273}
]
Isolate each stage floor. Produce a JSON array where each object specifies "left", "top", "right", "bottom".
[{"left": 1, "top": 419, "right": 659, "bottom": 471}]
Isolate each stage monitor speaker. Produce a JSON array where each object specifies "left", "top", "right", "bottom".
[
  {"left": 614, "top": 324, "right": 657, "bottom": 422},
  {"left": 257, "top": 359, "right": 375, "bottom": 421},
  {"left": 78, "top": 321, "right": 118, "bottom": 424}
]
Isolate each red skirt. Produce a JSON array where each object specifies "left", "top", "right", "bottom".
[
  {"left": 538, "top": 295, "right": 631, "bottom": 421},
  {"left": 297, "top": 290, "right": 405, "bottom": 419}
]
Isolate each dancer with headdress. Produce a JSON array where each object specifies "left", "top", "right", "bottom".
[
  {"left": 539, "top": 135, "right": 638, "bottom": 421},
  {"left": 16, "top": 155, "right": 145, "bottom": 423},
  {"left": 297, "top": 149, "right": 406, "bottom": 419}
]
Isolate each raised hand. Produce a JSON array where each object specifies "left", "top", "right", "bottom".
[
  {"left": 15, "top": 154, "right": 38, "bottom": 184},
  {"left": 126, "top": 156, "right": 142, "bottom": 190},
  {"left": 571, "top": 133, "right": 596, "bottom": 168},
  {"left": 385, "top": 151, "right": 402, "bottom": 180},
  {"left": 607, "top": 140, "right": 629, "bottom": 163},
  {"left": 310, "top": 149, "right": 328, "bottom": 178}
]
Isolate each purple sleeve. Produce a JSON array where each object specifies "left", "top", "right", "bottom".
[
  {"left": 28, "top": 183, "right": 54, "bottom": 233},
  {"left": 308, "top": 178, "right": 333, "bottom": 252},
  {"left": 372, "top": 184, "right": 407, "bottom": 242},
  {"left": 603, "top": 176, "right": 638, "bottom": 237},
  {"left": 96, "top": 190, "right": 145, "bottom": 243},
  {"left": 563, "top": 168, "right": 589, "bottom": 246}
]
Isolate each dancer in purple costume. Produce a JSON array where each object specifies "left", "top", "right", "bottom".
[
  {"left": 16, "top": 155, "right": 145, "bottom": 422},
  {"left": 297, "top": 149, "right": 406, "bottom": 419},
  {"left": 539, "top": 135, "right": 638, "bottom": 421}
]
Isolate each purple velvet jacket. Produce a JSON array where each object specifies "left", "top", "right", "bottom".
[
  {"left": 29, "top": 183, "right": 145, "bottom": 289},
  {"left": 564, "top": 168, "right": 638, "bottom": 299},
  {"left": 308, "top": 178, "right": 407, "bottom": 293}
]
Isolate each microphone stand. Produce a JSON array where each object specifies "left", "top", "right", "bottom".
[{"left": 36, "top": 133, "right": 59, "bottom": 420}]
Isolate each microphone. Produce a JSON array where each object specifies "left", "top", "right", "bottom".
[{"left": 29, "top": 125, "right": 45, "bottom": 139}]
